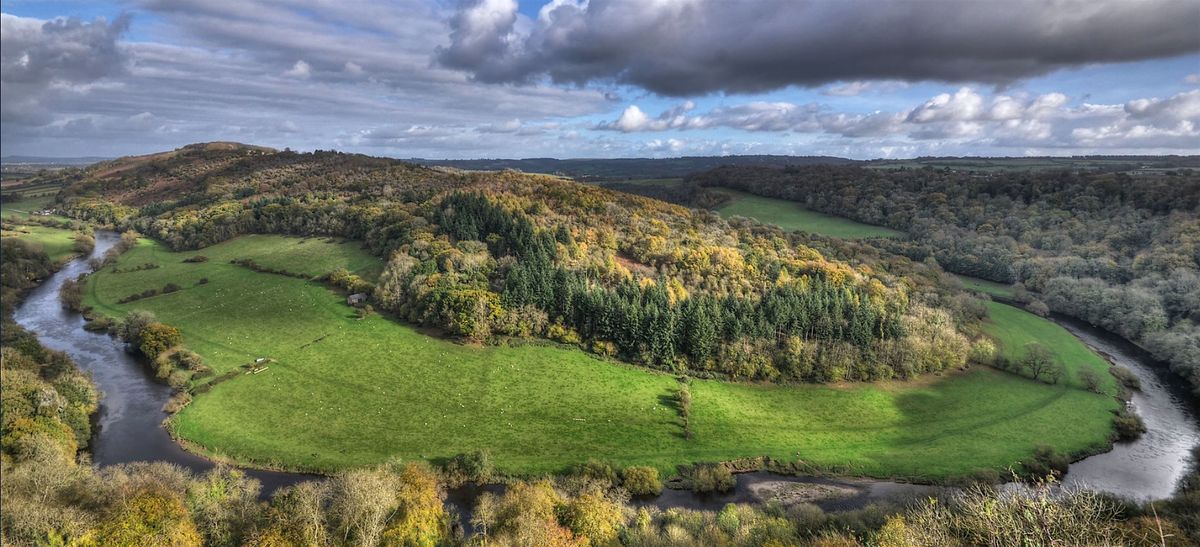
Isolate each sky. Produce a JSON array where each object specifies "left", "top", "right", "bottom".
[{"left": 1, "top": 0, "right": 1199, "bottom": 159}]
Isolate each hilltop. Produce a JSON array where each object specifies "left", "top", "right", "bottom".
[{"left": 39, "top": 142, "right": 986, "bottom": 385}]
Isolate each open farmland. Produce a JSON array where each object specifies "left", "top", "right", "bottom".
[
  {"left": 713, "top": 188, "right": 903, "bottom": 239},
  {"left": 83, "top": 235, "right": 1118, "bottom": 478}
]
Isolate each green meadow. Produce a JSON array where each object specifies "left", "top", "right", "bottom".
[
  {"left": 713, "top": 188, "right": 903, "bottom": 239},
  {"left": 2, "top": 225, "right": 78, "bottom": 263},
  {"left": 83, "top": 235, "right": 1118, "bottom": 478},
  {"left": 981, "top": 301, "right": 1118, "bottom": 395},
  {"left": 956, "top": 274, "right": 1016, "bottom": 299}
]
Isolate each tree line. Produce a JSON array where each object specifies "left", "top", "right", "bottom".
[{"left": 688, "top": 165, "right": 1200, "bottom": 396}]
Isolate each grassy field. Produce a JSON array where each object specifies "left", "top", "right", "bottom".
[
  {"left": 83, "top": 235, "right": 1118, "bottom": 478},
  {"left": 956, "top": 275, "right": 1016, "bottom": 299},
  {"left": 981, "top": 301, "right": 1118, "bottom": 395},
  {"left": 1, "top": 225, "right": 78, "bottom": 262},
  {"left": 1, "top": 194, "right": 56, "bottom": 220},
  {"left": 713, "top": 188, "right": 903, "bottom": 239},
  {"left": 1, "top": 196, "right": 79, "bottom": 263}
]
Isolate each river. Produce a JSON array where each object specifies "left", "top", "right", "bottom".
[
  {"left": 12, "top": 232, "right": 316, "bottom": 493},
  {"left": 11, "top": 233, "right": 1198, "bottom": 517}
]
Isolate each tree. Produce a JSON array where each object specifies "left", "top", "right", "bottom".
[
  {"left": 95, "top": 488, "right": 203, "bottom": 547},
  {"left": 560, "top": 492, "right": 623, "bottom": 545},
  {"left": 1026, "top": 299, "right": 1050, "bottom": 317},
  {"left": 329, "top": 465, "right": 399, "bottom": 547},
  {"left": 186, "top": 466, "right": 262, "bottom": 547},
  {"left": 1021, "top": 343, "right": 1057, "bottom": 382},
  {"left": 138, "top": 323, "right": 182, "bottom": 359},
  {"left": 59, "top": 277, "right": 83, "bottom": 312},
  {"left": 691, "top": 464, "right": 734, "bottom": 494},
  {"left": 621, "top": 466, "right": 662, "bottom": 497},
  {"left": 381, "top": 463, "right": 449, "bottom": 547},
  {"left": 119, "top": 310, "right": 158, "bottom": 343}
]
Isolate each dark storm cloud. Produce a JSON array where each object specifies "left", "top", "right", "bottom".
[{"left": 438, "top": 0, "right": 1200, "bottom": 96}]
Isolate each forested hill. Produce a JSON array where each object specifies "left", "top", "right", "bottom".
[
  {"left": 411, "top": 155, "right": 856, "bottom": 180},
  {"left": 688, "top": 164, "right": 1200, "bottom": 395},
  {"left": 41, "top": 142, "right": 986, "bottom": 384}
]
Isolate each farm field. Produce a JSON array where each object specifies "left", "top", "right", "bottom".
[
  {"left": 1, "top": 195, "right": 79, "bottom": 263},
  {"left": 1, "top": 194, "right": 56, "bottom": 220},
  {"left": 981, "top": 301, "right": 1119, "bottom": 395},
  {"left": 84, "top": 235, "right": 1118, "bottom": 478},
  {"left": 956, "top": 274, "right": 1016, "bottom": 299},
  {"left": 713, "top": 188, "right": 903, "bottom": 239},
  {"left": 1, "top": 225, "right": 78, "bottom": 263}
]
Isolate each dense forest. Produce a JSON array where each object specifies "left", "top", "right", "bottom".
[
  {"left": 43, "top": 143, "right": 987, "bottom": 383},
  {"left": 686, "top": 165, "right": 1200, "bottom": 395}
]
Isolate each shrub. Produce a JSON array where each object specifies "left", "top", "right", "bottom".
[
  {"left": 1079, "top": 368, "right": 1103, "bottom": 393},
  {"left": 183, "top": 255, "right": 209, "bottom": 263},
  {"left": 621, "top": 466, "right": 662, "bottom": 497},
  {"left": 118, "top": 310, "right": 157, "bottom": 342},
  {"left": 73, "top": 232, "right": 95, "bottom": 255},
  {"left": 1110, "top": 366, "right": 1141, "bottom": 391},
  {"left": 139, "top": 323, "right": 183, "bottom": 359},
  {"left": 170, "top": 350, "right": 207, "bottom": 371},
  {"left": 1025, "top": 299, "right": 1050, "bottom": 317},
  {"left": 573, "top": 459, "right": 618, "bottom": 489},
  {"left": 1112, "top": 408, "right": 1146, "bottom": 442},
  {"left": 167, "top": 370, "right": 191, "bottom": 390},
  {"left": 1022, "top": 445, "right": 1069, "bottom": 478},
  {"left": 59, "top": 277, "right": 84, "bottom": 311},
  {"left": 967, "top": 338, "right": 997, "bottom": 366},
  {"left": 691, "top": 464, "right": 734, "bottom": 494},
  {"left": 443, "top": 450, "right": 493, "bottom": 486},
  {"left": 163, "top": 283, "right": 181, "bottom": 294},
  {"left": 84, "top": 316, "right": 116, "bottom": 333},
  {"left": 163, "top": 392, "right": 193, "bottom": 414},
  {"left": 197, "top": 277, "right": 209, "bottom": 285}
]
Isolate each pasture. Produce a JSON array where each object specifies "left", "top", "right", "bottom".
[
  {"left": 956, "top": 274, "right": 1016, "bottom": 299},
  {"left": 1, "top": 194, "right": 79, "bottom": 262},
  {"left": 713, "top": 188, "right": 903, "bottom": 239},
  {"left": 83, "top": 235, "right": 1118, "bottom": 479}
]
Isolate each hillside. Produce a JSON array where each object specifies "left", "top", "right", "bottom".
[
  {"left": 688, "top": 164, "right": 1200, "bottom": 397},
  {"left": 43, "top": 143, "right": 987, "bottom": 384}
]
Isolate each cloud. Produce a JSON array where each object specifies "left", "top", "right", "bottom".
[
  {"left": 1, "top": 13, "right": 130, "bottom": 124},
  {"left": 437, "top": 0, "right": 1200, "bottom": 96},
  {"left": 596, "top": 101, "right": 705, "bottom": 131},
  {"left": 821, "top": 81, "right": 910, "bottom": 97},
  {"left": 1, "top": 2, "right": 612, "bottom": 157},
  {"left": 593, "top": 88, "right": 1200, "bottom": 152},
  {"left": 284, "top": 60, "right": 311, "bottom": 79}
]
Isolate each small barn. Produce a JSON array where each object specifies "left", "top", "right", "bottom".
[{"left": 347, "top": 293, "right": 369, "bottom": 306}]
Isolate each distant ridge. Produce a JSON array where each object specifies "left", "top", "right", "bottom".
[
  {"left": 409, "top": 155, "right": 856, "bottom": 180},
  {"left": 1, "top": 155, "right": 111, "bottom": 166}
]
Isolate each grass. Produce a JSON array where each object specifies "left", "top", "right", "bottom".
[
  {"left": 981, "top": 301, "right": 1118, "bottom": 395},
  {"left": 713, "top": 188, "right": 903, "bottom": 239},
  {"left": 83, "top": 235, "right": 1118, "bottom": 479},
  {"left": 956, "top": 275, "right": 1016, "bottom": 299},
  {"left": 2, "top": 193, "right": 84, "bottom": 263},
  {"left": 1, "top": 194, "right": 56, "bottom": 220}
]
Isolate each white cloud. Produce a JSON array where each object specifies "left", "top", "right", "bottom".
[{"left": 284, "top": 60, "right": 312, "bottom": 79}]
